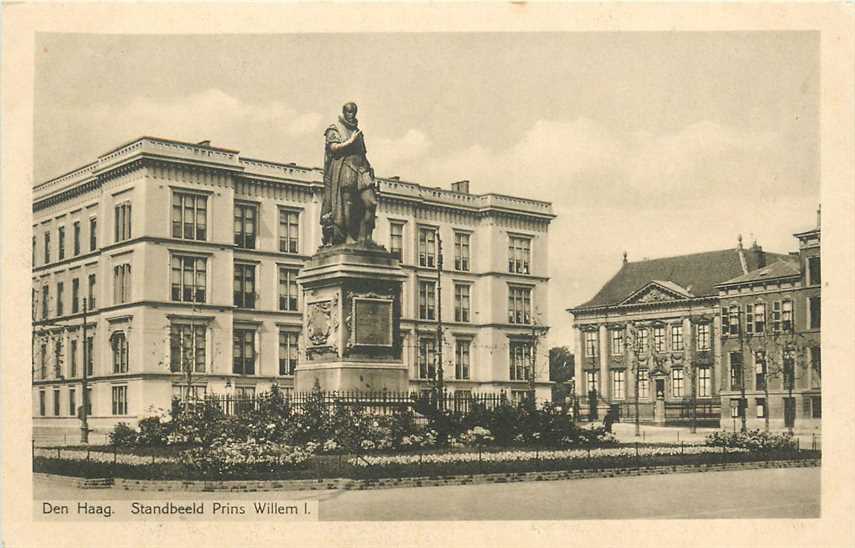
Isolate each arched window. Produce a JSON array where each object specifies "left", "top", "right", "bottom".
[{"left": 111, "top": 332, "right": 128, "bottom": 374}]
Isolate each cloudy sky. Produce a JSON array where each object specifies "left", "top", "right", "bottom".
[{"left": 35, "top": 32, "right": 819, "bottom": 351}]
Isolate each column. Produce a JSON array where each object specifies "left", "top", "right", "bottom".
[
  {"left": 683, "top": 317, "right": 693, "bottom": 398},
  {"left": 712, "top": 315, "right": 722, "bottom": 394},
  {"left": 574, "top": 327, "right": 584, "bottom": 398},
  {"left": 599, "top": 324, "right": 609, "bottom": 400}
]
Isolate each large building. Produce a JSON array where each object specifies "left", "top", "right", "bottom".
[
  {"left": 568, "top": 240, "right": 790, "bottom": 425},
  {"left": 716, "top": 218, "right": 821, "bottom": 431},
  {"left": 32, "top": 136, "right": 554, "bottom": 435}
]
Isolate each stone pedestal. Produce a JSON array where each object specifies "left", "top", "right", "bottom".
[
  {"left": 294, "top": 243, "right": 408, "bottom": 393},
  {"left": 654, "top": 399, "right": 666, "bottom": 424}
]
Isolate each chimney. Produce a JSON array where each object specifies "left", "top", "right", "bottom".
[
  {"left": 451, "top": 180, "right": 470, "bottom": 194},
  {"left": 197, "top": 140, "right": 211, "bottom": 147},
  {"left": 817, "top": 203, "right": 821, "bottom": 228},
  {"left": 750, "top": 240, "right": 766, "bottom": 269},
  {"left": 622, "top": 251, "right": 628, "bottom": 265}
]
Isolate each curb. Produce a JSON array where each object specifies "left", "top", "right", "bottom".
[{"left": 36, "top": 458, "right": 820, "bottom": 492}]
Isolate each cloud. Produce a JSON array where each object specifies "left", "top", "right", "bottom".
[{"left": 368, "top": 129, "right": 433, "bottom": 175}]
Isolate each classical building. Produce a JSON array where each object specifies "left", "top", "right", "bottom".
[
  {"left": 32, "top": 136, "right": 554, "bottom": 434},
  {"left": 716, "top": 217, "right": 821, "bottom": 432},
  {"left": 568, "top": 241, "right": 790, "bottom": 425}
]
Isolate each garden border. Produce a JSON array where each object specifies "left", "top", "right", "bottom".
[{"left": 35, "top": 458, "right": 820, "bottom": 492}]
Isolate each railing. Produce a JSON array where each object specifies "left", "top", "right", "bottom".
[{"left": 179, "top": 390, "right": 513, "bottom": 418}]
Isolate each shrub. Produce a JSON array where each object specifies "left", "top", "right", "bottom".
[
  {"left": 705, "top": 429, "right": 794, "bottom": 452},
  {"left": 109, "top": 422, "right": 138, "bottom": 447},
  {"left": 135, "top": 416, "right": 171, "bottom": 447}
]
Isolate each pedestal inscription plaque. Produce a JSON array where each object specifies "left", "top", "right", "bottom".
[{"left": 352, "top": 297, "right": 393, "bottom": 347}]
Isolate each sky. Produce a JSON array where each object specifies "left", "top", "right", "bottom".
[{"left": 34, "top": 32, "right": 820, "bottom": 352}]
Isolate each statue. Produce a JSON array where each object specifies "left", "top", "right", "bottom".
[{"left": 321, "top": 102, "right": 378, "bottom": 246}]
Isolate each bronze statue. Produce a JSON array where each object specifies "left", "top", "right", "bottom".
[{"left": 321, "top": 102, "right": 378, "bottom": 246}]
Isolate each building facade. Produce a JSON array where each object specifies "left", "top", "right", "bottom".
[
  {"left": 568, "top": 242, "right": 789, "bottom": 426},
  {"left": 716, "top": 222, "right": 821, "bottom": 431},
  {"left": 32, "top": 137, "right": 554, "bottom": 434}
]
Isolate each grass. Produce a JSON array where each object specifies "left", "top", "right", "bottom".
[{"left": 33, "top": 447, "right": 820, "bottom": 482}]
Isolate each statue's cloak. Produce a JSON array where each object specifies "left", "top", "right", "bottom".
[{"left": 322, "top": 117, "right": 372, "bottom": 244}]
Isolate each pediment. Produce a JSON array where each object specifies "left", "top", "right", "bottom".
[{"left": 621, "top": 281, "right": 693, "bottom": 305}]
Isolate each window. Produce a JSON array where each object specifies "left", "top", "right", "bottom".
[
  {"left": 455, "top": 339, "right": 470, "bottom": 380},
  {"left": 696, "top": 323, "right": 710, "bottom": 351},
  {"left": 754, "top": 351, "right": 767, "bottom": 391},
  {"left": 418, "top": 228, "right": 436, "bottom": 267},
  {"left": 114, "top": 202, "right": 132, "bottom": 242},
  {"left": 509, "top": 341, "right": 532, "bottom": 381},
  {"left": 234, "top": 264, "right": 256, "bottom": 308},
  {"left": 454, "top": 284, "right": 470, "bottom": 322},
  {"left": 72, "top": 279, "right": 80, "bottom": 314},
  {"left": 771, "top": 301, "right": 781, "bottom": 333},
  {"left": 729, "top": 352, "right": 743, "bottom": 390},
  {"left": 33, "top": 236, "right": 36, "bottom": 266},
  {"left": 698, "top": 367, "right": 711, "bottom": 397},
  {"left": 53, "top": 388, "right": 61, "bottom": 416},
  {"left": 44, "top": 231, "right": 50, "bottom": 263},
  {"left": 653, "top": 327, "right": 665, "bottom": 352},
  {"left": 85, "top": 387, "right": 93, "bottom": 415},
  {"left": 56, "top": 282, "right": 64, "bottom": 316},
  {"left": 809, "top": 296, "right": 821, "bottom": 329},
  {"left": 113, "top": 264, "right": 132, "bottom": 304},
  {"left": 585, "top": 370, "right": 599, "bottom": 394},
  {"left": 756, "top": 398, "right": 767, "bottom": 418},
  {"left": 508, "top": 236, "right": 531, "bottom": 274},
  {"left": 417, "top": 337, "right": 435, "bottom": 379},
  {"left": 233, "top": 329, "right": 255, "bottom": 375},
  {"left": 638, "top": 369, "right": 649, "bottom": 399},
  {"left": 277, "top": 209, "right": 300, "bottom": 254},
  {"left": 171, "top": 256, "right": 206, "bottom": 303},
  {"left": 811, "top": 347, "right": 821, "bottom": 388},
  {"left": 58, "top": 226, "right": 66, "bottom": 260},
  {"left": 278, "top": 268, "right": 298, "bottom": 311},
  {"left": 635, "top": 328, "right": 648, "bottom": 353},
  {"left": 745, "top": 304, "right": 754, "bottom": 335},
  {"left": 783, "top": 349, "right": 796, "bottom": 389},
  {"left": 454, "top": 232, "right": 470, "bottom": 271},
  {"left": 811, "top": 396, "right": 821, "bottom": 419},
  {"left": 41, "top": 285, "right": 49, "bottom": 319},
  {"left": 782, "top": 300, "right": 793, "bottom": 332},
  {"left": 68, "top": 388, "right": 76, "bottom": 416},
  {"left": 172, "top": 191, "right": 207, "bottom": 240},
  {"left": 111, "top": 385, "right": 128, "bottom": 415},
  {"left": 234, "top": 203, "right": 257, "bottom": 249},
  {"left": 670, "top": 325, "right": 684, "bottom": 351},
  {"left": 53, "top": 338, "right": 64, "bottom": 378},
  {"left": 89, "top": 218, "right": 97, "bottom": 251},
  {"left": 172, "top": 384, "right": 207, "bottom": 403},
  {"left": 753, "top": 303, "right": 766, "bottom": 334},
  {"left": 612, "top": 370, "right": 626, "bottom": 400},
  {"left": 69, "top": 339, "right": 78, "bottom": 378},
  {"left": 418, "top": 280, "right": 436, "bottom": 320},
  {"left": 87, "top": 274, "right": 96, "bottom": 309},
  {"left": 389, "top": 222, "right": 404, "bottom": 260},
  {"left": 112, "top": 332, "right": 129, "bottom": 374},
  {"left": 729, "top": 305, "right": 741, "bottom": 336},
  {"left": 508, "top": 286, "right": 531, "bottom": 324},
  {"left": 85, "top": 336, "right": 94, "bottom": 376},
  {"left": 73, "top": 222, "right": 81, "bottom": 256},
  {"left": 170, "top": 324, "right": 206, "bottom": 373},
  {"left": 671, "top": 369, "right": 684, "bottom": 397},
  {"left": 808, "top": 256, "right": 821, "bottom": 285},
  {"left": 609, "top": 329, "right": 624, "bottom": 356},
  {"left": 278, "top": 331, "right": 298, "bottom": 376},
  {"left": 39, "top": 390, "right": 45, "bottom": 416},
  {"left": 584, "top": 331, "right": 599, "bottom": 358}
]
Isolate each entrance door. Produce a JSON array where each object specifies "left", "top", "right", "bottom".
[
  {"left": 784, "top": 397, "right": 796, "bottom": 428},
  {"left": 588, "top": 390, "right": 598, "bottom": 420}
]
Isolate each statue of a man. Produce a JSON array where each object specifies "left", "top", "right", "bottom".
[{"left": 321, "top": 102, "right": 378, "bottom": 246}]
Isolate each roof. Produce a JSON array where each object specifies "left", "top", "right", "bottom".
[
  {"left": 571, "top": 247, "right": 791, "bottom": 311},
  {"left": 718, "top": 258, "right": 800, "bottom": 286}
]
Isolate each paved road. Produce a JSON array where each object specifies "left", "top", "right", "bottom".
[{"left": 34, "top": 467, "right": 819, "bottom": 520}]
